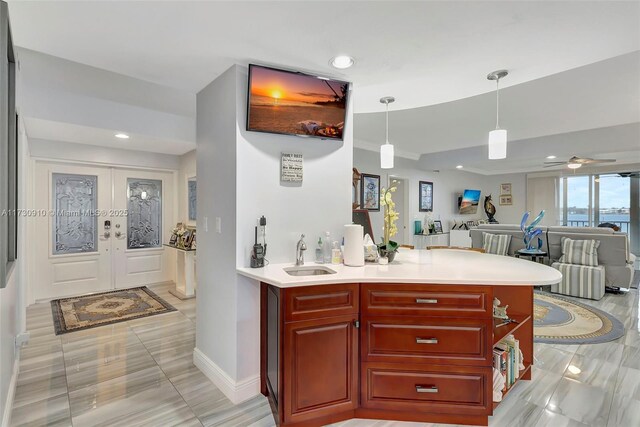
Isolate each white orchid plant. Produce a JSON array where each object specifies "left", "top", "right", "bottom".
[{"left": 378, "top": 185, "right": 399, "bottom": 254}]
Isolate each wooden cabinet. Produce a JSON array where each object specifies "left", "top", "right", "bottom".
[
  {"left": 262, "top": 283, "right": 359, "bottom": 427},
  {"left": 283, "top": 315, "right": 358, "bottom": 424},
  {"left": 261, "top": 281, "right": 532, "bottom": 427}
]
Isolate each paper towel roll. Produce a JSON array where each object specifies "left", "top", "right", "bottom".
[{"left": 343, "top": 224, "right": 365, "bottom": 267}]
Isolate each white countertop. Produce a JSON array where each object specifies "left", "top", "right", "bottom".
[{"left": 237, "top": 249, "right": 562, "bottom": 288}]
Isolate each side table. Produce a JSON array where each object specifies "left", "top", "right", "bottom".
[
  {"left": 163, "top": 244, "right": 196, "bottom": 299},
  {"left": 515, "top": 249, "right": 547, "bottom": 264}
]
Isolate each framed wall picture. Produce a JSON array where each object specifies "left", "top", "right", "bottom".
[
  {"left": 419, "top": 181, "right": 433, "bottom": 212},
  {"left": 433, "top": 220, "right": 443, "bottom": 234},
  {"left": 187, "top": 176, "right": 197, "bottom": 225},
  {"left": 499, "top": 195, "right": 513, "bottom": 206},
  {"left": 500, "top": 183, "right": 511, "bottom": 195},
  {"left": 361, "top": 173, "right": 380, "bottom": 211}
]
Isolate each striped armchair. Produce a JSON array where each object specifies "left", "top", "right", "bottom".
[{"left": 550, "top": 262, "right": 605, "bottom": 300}]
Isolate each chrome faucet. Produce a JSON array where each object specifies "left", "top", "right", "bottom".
[{"left": 295, "top": 234, "right": 307, "bottom": 266}]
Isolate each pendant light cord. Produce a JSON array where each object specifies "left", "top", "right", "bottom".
[
  {"left": 495, "top": 78, "right": 500, "bottom": 130},
  {"left": 385, "top": 101, "right": 389, "bottom": 144}
]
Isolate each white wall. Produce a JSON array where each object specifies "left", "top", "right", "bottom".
[
  {"left": 195, "top": 64, "right": 352, "bottom": 401},
  {"left": 195, "top": 66, "right": 240, "bottom": 384},
  {"left": 1, "top": 120, "right": 29, "bottom": 426},
  {"left": 483, "top": 172, "right": 527, "bottom": 224},
  {"left": 353, "top": 148, "right": 528, "bottom": 243}
]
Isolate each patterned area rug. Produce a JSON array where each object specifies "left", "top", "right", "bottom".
[
  {"left": 631, "top": 269, "right": 639, "bottom": 289},
  {"left": 51, "top": 287, "right": 176, "bottom": 335},
  {"left": 534, "top": 292, "right": 624, "bottom": 344}
]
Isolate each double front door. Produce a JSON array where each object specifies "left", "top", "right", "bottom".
[{"left": 33, "top": 162, "right": 176, "bottom": 300}]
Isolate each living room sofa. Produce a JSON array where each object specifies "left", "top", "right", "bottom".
[{"left": 470, "top": 224, "right": 636, "bottom": 299}]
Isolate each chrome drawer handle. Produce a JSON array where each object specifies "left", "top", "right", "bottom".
[
  {"left": 416, "top": 337, "right": 438, "bottom": 344},
  {"left": 416, "top": 385, "right": 438, "bottom": 393},
  {"left": 415, "top": 298, "right": 438, "bottom": 304}
]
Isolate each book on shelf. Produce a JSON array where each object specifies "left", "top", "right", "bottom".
[{"left": 493, "top": 334, "right": 521, "bottom": 389}]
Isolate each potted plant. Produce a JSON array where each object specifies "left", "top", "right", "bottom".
[{"left": 377, "top": 185, "right": 399, "bottom": 262}]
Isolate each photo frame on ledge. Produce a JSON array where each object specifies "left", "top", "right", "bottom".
[
  {"left": 433, "top": 220, "right": 443, "bottom": 234},
  {"left": 419, "top": 181, "right": 433, "bottom": 212},
  {"left": 361, "top": 173, "right": 380, "bottom": 211}
]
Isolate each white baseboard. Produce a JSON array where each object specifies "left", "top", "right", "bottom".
[
  {"left": 193, "top": 347, "right": 260, "bottom": 404},
  {"left": 1, "top": 356, "right": 20, "bottom": 427}
]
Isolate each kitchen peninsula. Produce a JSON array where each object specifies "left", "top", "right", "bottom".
[{"left": 238, "top": 249, "right": 562, "bottom": 426}]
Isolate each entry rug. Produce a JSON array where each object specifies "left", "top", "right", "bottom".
[
  {"left": 51, "top": 286, "right": 176, "bottom": 335},
  {"left": 534, "top": 292, "right": 624, "bottom": 344}
]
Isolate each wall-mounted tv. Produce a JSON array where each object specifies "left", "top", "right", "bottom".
[
  {"left": 458, "top": 189, "right": 481, "bottom": 214},
  {"left": 247, "top": 64, "right": 349, "bottom": 140}
]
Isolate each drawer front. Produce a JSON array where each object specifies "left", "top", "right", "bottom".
[
  {"left": 364, "top": 317, "right": 492, "bottom": 365},
  {"left": 362, "top": 362, "right": 492, "bottom": 415},
  {"left": 284, "top": 284, "right": 359, "bottom": 322},
  {"left": 362, "top": 284, "right": 490, "bottom": 318}
]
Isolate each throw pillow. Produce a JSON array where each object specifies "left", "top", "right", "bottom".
[
  {"left": 559, "top": 237, "right": 600, "bottom": 266},
  {"left": 482, "top": 232, "right": 511, "bottom": 256}
]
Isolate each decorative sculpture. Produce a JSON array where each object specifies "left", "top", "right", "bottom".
[
  {"left": 484, "top": 195, "right": 498, "bottom": 223},
  {"left": 493, "top": 297, "right": 509, "bottom": 320},
  {"left": 520, "top": 210, "right": 545, "bottom": 252}
]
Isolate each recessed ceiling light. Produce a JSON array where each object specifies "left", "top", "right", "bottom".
[
  {"left": 115, "top": 133, "right": 130, "bottom": 139},
  {"left": 456, "top": 165, "right": 464, "bottom": 169},
  {"left": 546, "top": 155, "right": 557, "bottom": 159},
  {"left": 330, "top": 55, "right": 355, "bottom": 69},
  {"left": 568, "top": 163, "right": 582, "bottom": 169}
]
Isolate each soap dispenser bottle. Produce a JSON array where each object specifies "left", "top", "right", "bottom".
[
  {"left": 315, "top": 237, "right": 324, "bottom": 263},
  {"left": 323, "top": 232, "right": 332, "bottom": 264}
]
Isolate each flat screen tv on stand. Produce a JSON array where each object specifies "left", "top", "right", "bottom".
[{"left": 246, "top": 64, "right": 349, "bottom": 140}]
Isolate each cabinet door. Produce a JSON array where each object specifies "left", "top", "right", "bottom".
[{"left": 284, "top": 314, "right": 358, "bottom": 424}]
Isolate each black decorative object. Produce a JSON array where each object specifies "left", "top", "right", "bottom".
[{"left": 484, "top": 195, "right": 499, "bottom": 224}]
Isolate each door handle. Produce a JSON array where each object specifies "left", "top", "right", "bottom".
[
  {"left": 415, "top": 298, "right": 438, "bottom": 304},
  {"left": 416, "top": 385, "right": 438, "bottom": 393},
  {"left": 416, "top": 337, "right": 438, "bottom": 344},
  {"left": 115, "top": 231, "right": 122, "bottom": 238},
  {"left": 103, "top": 231, "right": 111, "bottom": 239}
]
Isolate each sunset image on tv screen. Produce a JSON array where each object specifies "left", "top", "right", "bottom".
[{"left": 247, "top": 65, "right": 348, "bottom": 139}]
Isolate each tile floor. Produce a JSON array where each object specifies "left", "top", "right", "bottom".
[{"left": 9, "top": 284, "right": 640, "bottom": 427}]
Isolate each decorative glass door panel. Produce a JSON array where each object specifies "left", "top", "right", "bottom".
[
  {"left": 114, "top": 170, "right": 174, "bottom": 289},
  {"left": 127, "top": 178, "right": 162, "bottom": 249},
  {"left": 52, "top": 173, "right": 98, "bottom": 255}
]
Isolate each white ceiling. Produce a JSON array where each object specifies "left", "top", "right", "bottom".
[
  {"left": 8, "top": 1, "right": 640, "bottom": 113},
  {"left": 24, "top": 117, "right": 196, "bottom": 156},
  {"left": 415, "top": 123, "right": 640, "bottom": 175},
  {"left": 353, "top": 52, "right": 640, "bottom": 163}
]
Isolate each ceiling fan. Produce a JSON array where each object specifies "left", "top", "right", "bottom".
[{"left": 543, "top": 156, "right": 616, "bottom": 169}]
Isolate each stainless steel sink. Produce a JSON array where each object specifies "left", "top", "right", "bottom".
[{"left": 283, "top": 266, "right": 337, "bottom": 276}]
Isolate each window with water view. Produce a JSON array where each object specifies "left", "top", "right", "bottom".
[{"left": 564, "top": 174, "right": 631, "bottom": 233}]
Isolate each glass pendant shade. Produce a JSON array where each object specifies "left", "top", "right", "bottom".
[
  {"left": 380, "top": 143, "right": 394, "bottom": 169},
  {"left": 379, "top": 96, "right": 395, "bottom": 169},
  {"left": 488, "top": 129, "right": 507, "bottom": 159},
  {"left": 487, "top": 70, "right": 509, "bottom": 160}
]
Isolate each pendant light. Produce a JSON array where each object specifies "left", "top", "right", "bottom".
[
  {"left": 380, "top": 96, "right": 395, "bottom": 169},
  {"left": 487, "top": 70, "right": 508, "bottom": 160}
]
